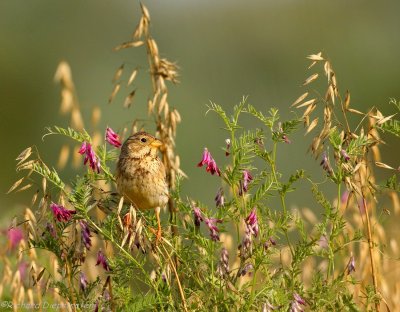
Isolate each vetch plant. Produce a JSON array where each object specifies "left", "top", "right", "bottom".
[{"left": 2, "top": 4, "right": 400, "bottom": 312}]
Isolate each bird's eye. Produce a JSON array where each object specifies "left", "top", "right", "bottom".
[{"left": 140, "top": 137, "right": 147, "bottom": 143}]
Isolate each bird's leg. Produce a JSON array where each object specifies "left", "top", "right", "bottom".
[{"left": 154, "top": 206, "right": 162, "bottom": 244}]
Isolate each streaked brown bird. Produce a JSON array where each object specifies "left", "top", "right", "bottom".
[{"left": 116, "top": 132, "right": 168, "bottom": 241}]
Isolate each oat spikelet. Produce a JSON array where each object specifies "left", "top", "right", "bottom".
[
  {"left": 303, "top": 73, "right": 319, "bottom": 86},
  {"left": 291, "top": 92, "right": 309, "bottom": 107}
]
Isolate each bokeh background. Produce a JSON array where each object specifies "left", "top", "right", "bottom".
[{"left": 1, "top": 0, "right": 400, "bottom": 221}]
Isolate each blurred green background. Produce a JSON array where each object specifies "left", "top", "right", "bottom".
[{"left": 1, "top": 0, "right": 400, "bottom": 219}]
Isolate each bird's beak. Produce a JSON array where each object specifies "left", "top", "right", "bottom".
[{"left": 150, "top": 139, "right": 162, "bottom": 149}]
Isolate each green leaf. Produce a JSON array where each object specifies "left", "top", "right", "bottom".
[{"left": 43, "top": 126, "right": 92, "bottom": 143}]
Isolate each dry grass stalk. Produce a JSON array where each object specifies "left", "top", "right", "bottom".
[
  {"left": 291, "top": 52, "right": 400, "bottom": 309},
  {"left": 113, "top": 3, "right": 184, "bottom": 236}
]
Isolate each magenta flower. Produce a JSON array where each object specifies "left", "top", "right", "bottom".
[
  {"left": 95, "top": 250, "right": 111, "bottom": 271},
  {"left": 79, "top": 272, "right": 88, "bottom": 292},
  {"left": 245, "top": 208, "right": 259, "bottom": 237},
  {"left": 105, "top": 127, "right": 122, "bottom": 148},
  {"left": 215, "top": 188, "right": 225, "bottom": 207},
  {"left": 239, "top": 170, "right": 253, "bottom": 195},
  {"left": 50, "top": 203, "right": 76, "bottom": 222},
  {"left": 80, "top": 221, "right": 92, "bottom": 250},
  {"left": 78, "top": 142, "right": 101, "bottom": 173},
  {"left": 193, "top": 207, "right": 203, "bottom": 227},
  {"left": 204, "top": 217, "right": 222, "bottom": 241},
  {"left": 340, "top": 149, "right": 350, "bottom": 162},
  {"left": 7, "top": 228, "right": 23, "bottom": 251},
  {"left": 197, "top": 148, "right": 221, "bottom": 176}
]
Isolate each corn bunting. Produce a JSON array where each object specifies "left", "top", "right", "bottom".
[{"left": 116, "top": 132, "right": 168, "bottom": 241}]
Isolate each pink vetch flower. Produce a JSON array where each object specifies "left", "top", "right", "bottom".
[
  {"left": 216, "top": 247, "right": 230, "bottom": 278},
  {"left": 50, "top": 203, "right": 76, "bottom": 222},
  {"left": 80, "top": 221, "right": 92, "bottom": 250},
  {"left": 197, "top": 148, "right": 221, "bottom": 176},
  {"left": 263, "top": 237, "right": 277, "bottom": 251},
  {"left": 45, "top": 222, "right": 57, "bottom": 238},
  {"left": 238, "top": 263, "right": 253, "bottom": 277},
  {"left": 239, "top": 170, "right": 253, "bottom": 195},
  {"left": 340, "top": 149, "right": 350, "bottom": 162},
  {"left": 347, "top": 254, "right": 356, "bottom": 274},
  {"left": 95, "top": 250, "right": 111, "bottom": 271},
  {"left": 79, "top": 272, "right": 88, "bottom": 292},
  {"left": 215, "top": 187, "right": 225, "bottom": 207},
  {"left": 290, "top": 293, "right": 306, "bottom": 312},
  {"left": 320, "top": 151, "right": 333, "bottom": 176},
  {"left": 245, "top": 208, "right": 259, "bottom": 237},
  {"left": 105, "top": 127, "right": 122, "bottom": 148},
  {"left": 7, "top": 227, "right": 24, "bottom": 251},
  {"left": 204, "top": 217, "right": 223, "bottom": 241},
  {"left": 193, "top": 207, "right": 203, "bottom": 227},
  {"left": 78, "top": 142, "right": 101, "bottom": 173}
]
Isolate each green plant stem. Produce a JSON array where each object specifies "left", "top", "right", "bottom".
[
  {"left": 271, "top": 142, "right": 294, "bottom": 257},
  {"left": 327, "top": 182, "right": 341, "bottom": 280},
  {"left": 247, "top": 266, "right": 258, "bottom": 311},
  {"left": 87, "top": 219, "right": 165, "bottom": 311}
]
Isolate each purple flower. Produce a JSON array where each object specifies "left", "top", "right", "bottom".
[
  {"left": 95, "top": 250, "right": 111, "bottom": 271},
  {"left": 340, "top": 149, "right": 350, "bottom": 162},
  {"left": 193, "top": 207, "right": 203, "bottom": 227},
  {"left": 239, "top": 229, "right": 252, "bottom": 259},
  {"left": 290, "top": 293, "right": 306, "bottom": 312},
  {"left": 262, "top": 301, "right": 278, "bottom": 312},
  {"left": 245, "top": 208, "right": 259, "bottom": 237},
  {"left": 80, "top": 221, "right": 92, "bottom": 250},
  {"left": 45, "top": 222, "right": 57, "bottom": 238},
  {"left": 215, "top": 188, "right": 225, "bottom": 207},
  {"left": 320, "top": 152, "right": 333, "bottom": 175},
  {"left": 79, "top": 272, "right": 88, "bottom": 292},
  {"left": 216, "top": 247, "right": 230, "bottom": 278},
  {"left": 239, "top": 170, "right": 253, "bottom": 195},
  {"left": 7, "top": 228, "right": 23, "bottom": 251},
  {"left": 78, "top": 142, "right": 101, "bottom": 173},
  {"left": 263, "top": 237, "right": 277, "bottom": 251},
  {"left": 238, "top": 263, "right": 253, "bottom": 277},
  {"left": 105, "top": 127, "right": 122, "bottom": 148},
  {"left": 348, "top": 254, "right": 356, "bottom": 274},
  {"left": 50, "top": 203, "right": 76, "bottom": 222},
  {"left": 204, "top": 217, "right": 222, "bottom": 241},
  {"left": 197, "top": 148, "right": 221, "bottom": 176}
]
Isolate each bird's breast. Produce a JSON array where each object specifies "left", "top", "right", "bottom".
[{"left": 116, "top": 156, "right": 168, "bottom": 210}]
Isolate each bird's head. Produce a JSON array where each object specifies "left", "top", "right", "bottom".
[{"left": 120, "top": 131, "right": 162, "bottom": 159}]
